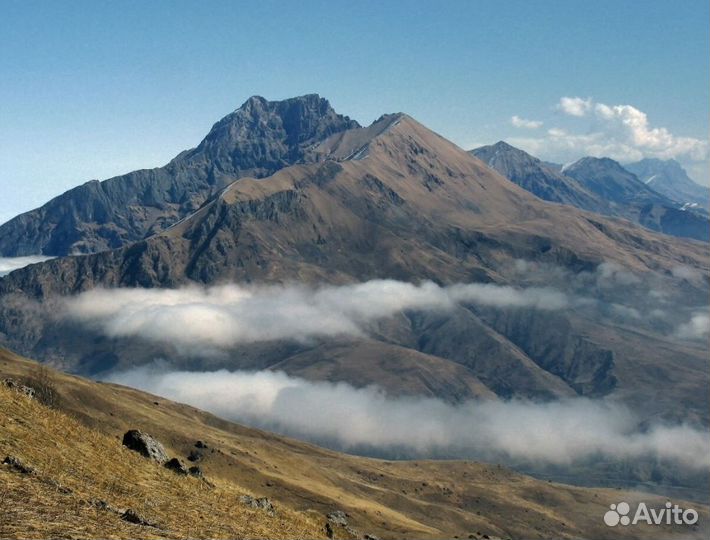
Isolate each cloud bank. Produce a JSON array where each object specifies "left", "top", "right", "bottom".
[
  {"left": 0, "top": 256, "right": 53, "bottom": 277},
  {"left": 64, "top": 280, "right": 569, "bottom": 348},
  {"left": 107, "top": 366, "right": 710, "bottom": 470}
]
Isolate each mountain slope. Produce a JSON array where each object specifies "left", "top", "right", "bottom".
[
  {"left": 2, "top": 348, "right": 706, "bottom": 540},
  {"left": 0, "top": 95, "right": 359, "bottom": 257},
  {"left": 472, "top": 143, "right": 709, "bottom": 242},
  {"left": 626, "top": 158, "right": 709, "bottom": 211},
  {"left": 2, "top": 115, "right": 706, "bottom": 297},
  {"left": 563, "top": 157, "right": 709, "bottom": 241},
  {"left": 0, "top": 113, "right": 707, "bottom": 423},
  {"left": 470, "top": 141, "right": 607, "bottom": 212}
]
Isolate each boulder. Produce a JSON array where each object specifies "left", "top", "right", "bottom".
[
  {"left": 239, "top": 495, "right": 275, "bottom": 514},
  {"left": 2, "top": 455, "right": 34, "bottom": 474},
  {"left": 3, "top": 378, "right": 35, "bottom": 399},
  {"left": 327, "top": 510, "right": 348, "bottom": 527},
  {"left": 121, "top": 430, "right": 168, "bottom": 463},
  {"left": 187, "top": 449, "right": 203, "bottom": 462},
  {"left": 188, "top": 466, "right": 203, "bottom": 478},
  {"left": 121, "top": 508, "right": 158, "bottom": 528},
  {"left": 164, "top": 457, "right": 188, "bottom": 475}
]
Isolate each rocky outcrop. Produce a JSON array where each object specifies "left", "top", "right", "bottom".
[
  {"left": 3, "top": 378, "right": 35, "bottom": 399},
  {"left": 121, "top": 430, "right": 168, "bottom": 463},
  {"left": 239, "top": 495, "right": 275, "bottom": 514},
  {"left": 0, "top": 95, "right": 359, "bottom": 257}
]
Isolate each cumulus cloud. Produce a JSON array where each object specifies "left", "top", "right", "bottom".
[
  {"left": 0, "top": 256, "right": 53, "bottom": 277},
  {"left": 676, "top": 312, "right": 710, "bottom": 340},
  {"left": 557, "top": 96, "right": 593, "bottom": 117},
  {"left": 511, "top": 115, "right": 543, "bottom": 129},
  {"left": 106, "top": 366, "right": 710, "bottom": 470},
  {"left": 510, "top": 97, "right": 709, "bottom": 169},
  {"left": 63, "top": 280, "right": 569, "bottom": 348}
]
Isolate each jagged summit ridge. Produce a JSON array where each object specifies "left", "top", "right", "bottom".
[{"left": 0, "top": 94, "right": 362, "bottom": 257}]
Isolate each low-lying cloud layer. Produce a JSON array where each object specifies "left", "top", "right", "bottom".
[
  {"left": 677, "top": 312, "right": 710, "bottom": 340},
  {"left": 107, "top": 366, "right": 710, "bottom": 470},
  {"left": 64, "top": 280, "right": 569, "bottom": 348},
  {"left": 0, "top": 256, "right": 53, "bottom": 277}
]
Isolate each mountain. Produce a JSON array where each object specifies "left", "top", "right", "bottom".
[
  {"left": 626, "top": 158, "right": 709, "bottom": 211},
  {"left": 563, "top": 157, "right": 709, "bottom": 241},
  {"left": 0, "top": 98, "right": 708, "bottom": 507},
  {"left": 3, "top": 348, "right": 707, "bottom": 540},
  {"left": 0, "top": 110, "right": 707, "bottom": 428},
  {"left": 470, "top": 142, "right": 607, "bottom": 212},
  {"left": 471, "top": 143, "right": 709, "bottom": 242},
  {"left": 0, "top": 95, "right": 360, "bottom": 257}
]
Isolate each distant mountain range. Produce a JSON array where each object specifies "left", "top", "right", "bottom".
[
  {"left": 626, "top": 157, "right": 710, "bottom": 211},
  {"left": 471, "top": 143, "right": 709, "bottom": 242}
]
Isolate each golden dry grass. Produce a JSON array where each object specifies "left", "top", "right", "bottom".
[
  {"left": 0, "top": 384, "right": 327, "bottom": 539},
  {"left": 1, "top": 348, "right": 707, "bottom": 540}
]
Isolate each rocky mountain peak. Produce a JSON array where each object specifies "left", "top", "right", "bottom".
[
  {"left": 183, "top": 94, "right": 360, "bottom": 173},
  {"left": 563, "top": 156, "right": 628, "bottom": 175}
]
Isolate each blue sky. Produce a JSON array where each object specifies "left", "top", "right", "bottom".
[{"left": 1, "top": 0, "right": 708, "bottom": 225}]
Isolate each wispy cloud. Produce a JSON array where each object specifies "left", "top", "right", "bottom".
[
  {"left": 511, "top": 115, "right": 543, "bottom": 129},
  {"left": 0, "top": 256, "right": 53, "bottom": 277},
  {"left": 63, "top": 280, "right": 569, "bottom": 348},
  {"left": 107, "top": 365, "right": 710, "bottom": 470}
]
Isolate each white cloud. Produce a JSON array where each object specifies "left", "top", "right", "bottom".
[
  {"left": 510, "top": 97, "right": 709, "bottom": 166},
  {"left": 671, "top": 265, "right": 704, "bottom": 283},
  {"left": 107, "top": 366, "right": 710, "bottom": 470},
  {"left": 63, "top": 280, "right": 569, "bottom": 348},
  {"left": 0, "top": 256, "right": 54, "bottom": 277},
  {"left": 676, "top": 312, "right": 710, "bottom": 340},
  {"left": 511, "top": 115, "right": 543, "bottom": 129},
  {"left": 558, "top": 96, "right": 593, "bottom": 117}
]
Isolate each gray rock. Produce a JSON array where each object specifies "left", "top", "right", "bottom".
[
  {"left": 164, "top": 457, "right": 188, "bottom": 475},
  {"left": 121, "top": 508, "right": 158, "bottom": 527},
  {"left": 327, "top": 510, "right": 349, "bottom": 526},
  {"left": 188, "top": 465, "right": 203, "bottom": 478},
  {"left": 239, "top": 495, "right": 275, "bottom": 514},
  {"left": 2, "top": 455, "right": 34, "bottom": 474},
  {"left": 187, "top": 449, "right": 203, "bottom": 462},
  {"left": 121, "top": 430, "right": 168, "bottom": 463},
  {"left": 3, "top": 378, "right": 35, "bottom": 399}
]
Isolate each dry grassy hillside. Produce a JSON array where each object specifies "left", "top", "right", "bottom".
[{"left": 1, "top": 347, "right": 707, "bottom": 540}]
